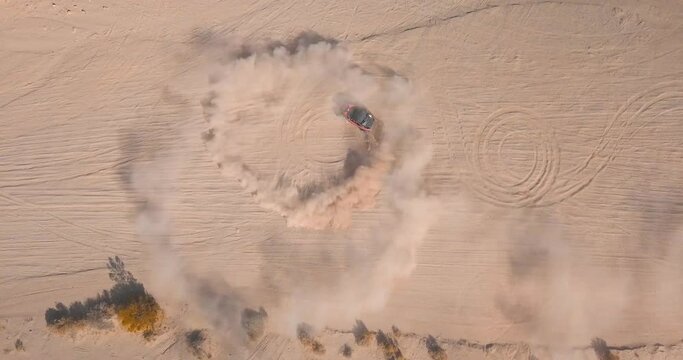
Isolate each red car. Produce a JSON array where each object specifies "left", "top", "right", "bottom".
[{"left": 342, "top": 104, "right": 375, "bottom": 132}]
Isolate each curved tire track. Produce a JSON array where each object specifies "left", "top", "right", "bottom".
[{"left": 459, "top": 81, "right": 683, "bottom": 207}]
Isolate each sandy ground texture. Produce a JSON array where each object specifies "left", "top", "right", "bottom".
[{"left": 2, "top": 0, "right": 683, "bottom": 359}]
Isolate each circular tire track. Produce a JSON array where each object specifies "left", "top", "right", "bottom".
[
  {"left": 198, "top": 37, "right": 405, "bottom": 229},
  {"left": 277, "top": 78, "right": 360, "bottom": 188},
  {"left": 465, "top": 108, "right": 560, "bottom": 207},
  {"left": 542, "top": 80, "right": 683, "bottom": 205},
  {"left": 420, "top": 1, "right": 683, "bottom": 207},
  {"left": 456, "top": 81, "right": 683, "bottom": 207}
]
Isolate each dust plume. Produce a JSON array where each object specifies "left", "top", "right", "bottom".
[
  {"left": 496, "top": 212, "right": 683, "bottom": 354},
  {"left": 200, "top": 31, "right": 423, "bottom": 230},
  {"left": 199, "top": 32, "right": 439, "bottom": 329},
  {"left": 276, "top": 133, "right": 437, "bottom": 330},
  {"left": 119, "top": 101, "right": 251, "bottom": 357},
  {"left": 495, "top": 215, "right": 632, "bottom": 353},
  {"left": 120, "top": 31, "right": 438, "bottom": 351}
]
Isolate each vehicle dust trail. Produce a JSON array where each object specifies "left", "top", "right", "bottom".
[
  {"left": 120, "top": 109, "right": 251, "bottom": 359},
  {"left": 495, "top": 210, "right": 683, "bottom": 356},
  {"left": 276, "top": 132, "right": 439, "bottom": 332},
  {"left": 117, "top": 32, "right": 440, "bottom": 356},
  {"left": 198, "top": 32, "right": 440, "bottom": 331},
  {"left": 199, "top": 32, "right": 419, "bottom": 230}
]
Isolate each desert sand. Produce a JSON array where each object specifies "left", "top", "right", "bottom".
[{"left": 2, "top": 0, "right": 683, "bottom": 359}]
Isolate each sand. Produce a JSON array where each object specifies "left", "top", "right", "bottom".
[{"left": 2, "top": 0, "right": 683, "bottom": 359}]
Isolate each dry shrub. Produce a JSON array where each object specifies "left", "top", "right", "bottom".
[
  {"left": 14, "top": 339, "right": 24, "bottom": 352},
  {"left": 241, "top": 307, "right": 268, "bottom": 341},
  {"left": 376, "top": 330, "right": 404, "bottom": 360},
  {"left": 425, "top": 335, "right": 447, "bottom": 360},
  {"left": 352, "top": 320, "right": 372, "bottom": 346},
  {"left": 45, "top": 256, "right": 163, "bottom": 340},
  {"left": 592, "top": 338, "right": 620, "bottom": 360},
  {"left": 297, "top": 323, "right": 326, "bottom": 355},
  {"left": 45, "top": 292, "right": 115, "bottom": 332},
  {"left": 116, "top": 294, "right": 163, "bottom": 338},
  {"left": 186, "top": 329, "right": 211, "bottom": 359},
  {"left": 340, "top": 343, "right": 353, "bottom": 357}
]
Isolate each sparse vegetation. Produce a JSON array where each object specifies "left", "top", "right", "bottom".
[
  {"left": 45, "top": 256, "right": 163, "bottom": 339},
  {"left": 376, "top": 330, "right": 404, "bottom": 360},
  {"left": 352, "top": 320, "right": 372, "bottom": 346},
  {"left": 592, "top": 338, "right": 619, "bottom": 360},
  {"left": 44, "top": 291, "right": 114, "bottom": 331},
  {"left": 186, "top": 329, "right": 211, "bottom": 359},
  {"left": 241, "top": 306, "right": 268, "bottom": 341},
  {"left": 340, "top": 343, "right": 353, "bottom": 357},
  {"left": 425, "top": 335, "right": 447, "bottom": 360},
  {"left": 14, "top": 339, "right": 24, "bottom": 352},
  {"left": 391, "top": 325, "right": 401, "bottom": 337},
  {"left": 117, "top": 294, "right": 163, "bottom": 338},
  {"left": 107, "top": 256, "right": 137, "bottom": 283},
  {"left": 297, "top": 323, "right": 325, "bottom": 354}
]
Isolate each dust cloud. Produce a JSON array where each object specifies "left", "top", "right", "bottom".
[
  {"left": 199, "top": 32, "right": 429, "bottom": 230},
  {"left": 121, "top": 31, "right": 439, "bottom": 353},
  {"left": 198, "top": 32, "right": 439, "bottom": 331},
  {"left": 495, "top": 209, "right": 683, "bottom": 356},
  {"left": 120, "top": 112, "right": 251, "bottom": 357}
]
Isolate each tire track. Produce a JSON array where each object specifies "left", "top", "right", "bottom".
[
  {"left": 0, "top": 191, "right": 139, "bottom": 254},
  {"left": 542, "top": 80, "right": 683, "bottom": 205},
  {"left": 0, "top": 266, "right": 106, "bottom": 286},
  {"left": 457, "top": 81, "right": 683, "bottom": 207},
  {"left": 353, "top": 1, "right": 608, "bottom": 43},
  {"left": 200, "top": 34, "right": 405, "bottom": 229},
  {"left": 278, "top": 76, "right": 349, "bottom": 187},
  {"left": 464, "top": 108, "right": 559, "bottom": 207},
  {"left": 247, "top": 333, "right": 290, "bottom": 360}
]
